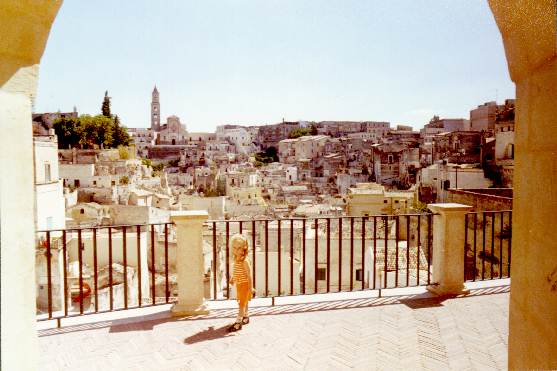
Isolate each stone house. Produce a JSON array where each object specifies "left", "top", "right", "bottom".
[
  {"left": 257, "top": 121, "right": 301, "bottom": 149},
  {"left": 34, "top": 134, "right": 66, "bottom": 233},
  {"left": 371, "top": 143, "right": 406, "bottom": 186},
  {"left": 346, "top": 183, "right": 413, "bottom": 216},
  {"left": 432, "top": 131, "right": 482, "bottom": 164}
]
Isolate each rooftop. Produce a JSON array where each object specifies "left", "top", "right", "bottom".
[{"left": 38, "top": 282, "right": 509, "bottom": 370}]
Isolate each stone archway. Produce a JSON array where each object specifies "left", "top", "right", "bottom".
[{"left": 1, "top": 1, "right": 556, "bottom": 370}]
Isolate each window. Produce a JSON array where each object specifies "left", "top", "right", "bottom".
[
  {"left": 394, "top": 200, "right": 399, "bottom": 204},
  {"left": 111, "top": 180, "right": 116, "bottom": 186},
  {"left": 383, "top": 200, "right": 388, "bottom": 204},
  {"left": 355, "top": 269, "right": 363, "bottom": 281},
  {"left": 317, "top": 268, "right": 327, "bottom": 281},
  {"left": 44, "top": 163, "right": 51, "bottom": 182},
  {"left": 388, "top": 155, "right": 394, "bottom": 164},
  {"left": 93, "top": 180, "right": 97, "bottom": 186},
  {"left": 80, "top": 208, "right": 84, "bottom": 214},
  {"left": 74, "top": 179, "right": 80, "bottom": 187}
]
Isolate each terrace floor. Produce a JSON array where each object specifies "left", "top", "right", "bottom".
[{"left": 38, "top": 281, "right": 509, "bottom": 371}]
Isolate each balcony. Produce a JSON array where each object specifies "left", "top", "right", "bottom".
[{"left": 36, "top": 206, "right": 511, "bottom": 369}]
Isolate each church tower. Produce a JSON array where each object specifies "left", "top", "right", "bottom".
[{"left": 151, "top": 86, "right": 160, "bottom": 131}]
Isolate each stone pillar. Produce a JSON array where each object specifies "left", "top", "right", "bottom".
[
  {"left": 489, "top": 1, "right": 557, "bottom": 369},
  {"left": 170, "top": 211, "right": 210, "bottom": 316},
  {"left": 1, "top": 2, "right": 62, "bottom": 371},
  {"left": 426, "top": 203, "right": 472, "bottom": 296}
]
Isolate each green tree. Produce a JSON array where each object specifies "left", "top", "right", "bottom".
[
  {"left": 102, "top": 91, "right": 111, "bottom": 118},
  {"left": 112, "top": 115, "right": 131, "bottom": 147},
  {"left": 265, "top": 146, "right": 279, "bottom": 162},
  {"left": 80, "top": 115, "right": 114, "bottom": 148},
  {"left": 310, "top": 123, "right": 318, "bottom": 135},
  {"left": 119, "top": 175, "right": 129, "bottom": 185},
  {"left": 52, "top": 116, "right": 83, "bottom": 149},
  {"left": 288, "top": 128, "right": 311, "bottom": 139},
  {"left": 53, "top": 112, "right": 132, "bottom": 150},
  {"left": 254, "top": 146, "right": 279, "bottom": 165}
]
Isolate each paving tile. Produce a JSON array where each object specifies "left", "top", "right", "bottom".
[{"left": 39, "top": 289, "right": 509, "bottom": 370}]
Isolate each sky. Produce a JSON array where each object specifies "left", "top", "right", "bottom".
[{"left": 35, "top": 0, "right": 515, "bottom": 131}]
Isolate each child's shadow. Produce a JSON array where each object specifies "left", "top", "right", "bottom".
[{"left": 183, "top": 325, "right": 234, "bottom": 344}]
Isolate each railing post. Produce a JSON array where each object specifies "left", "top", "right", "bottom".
[
  {"left": 427, "top": 203, "right": 472, "bottom": 296},
  {"left": 170, "top": 211, "right": 209, "bottom": 316}
]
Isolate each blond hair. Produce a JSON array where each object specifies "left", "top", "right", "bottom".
[{"left": 230, "top": 233, "right": 249, "bottom": 260}]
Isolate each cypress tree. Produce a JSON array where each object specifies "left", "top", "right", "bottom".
[{"left": 101, "top": 90, "right": 111, "bottom": 118}]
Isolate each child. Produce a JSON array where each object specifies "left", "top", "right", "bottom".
[{"left": 228, "top": 233, "right": 253, "bottom": 332}]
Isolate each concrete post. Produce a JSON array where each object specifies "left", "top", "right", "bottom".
[
  {"left": 170, "top": 210, "right": 210, "bottom": 316},
  {"left": 427, "top": 203, "right": 472, "bottom": 296}
]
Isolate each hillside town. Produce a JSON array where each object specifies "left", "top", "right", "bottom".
[
  {"left": 32, "top": 87, "right": 515, "bottom": 306},
  {"left": 33, "top": 87, "right": 514, "bottom": 228}
]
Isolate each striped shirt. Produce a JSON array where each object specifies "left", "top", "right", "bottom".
[{"left": 233, "top": 261, "right": 249, "bottom": 284}]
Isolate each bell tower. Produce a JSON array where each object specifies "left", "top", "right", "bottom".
[{"left": 151, "top": 86, "right": 160, "bottom": 131}]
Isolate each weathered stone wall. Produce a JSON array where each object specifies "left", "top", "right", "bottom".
[{"left": 447, "top": 189, "right": 512, "bottom": 211}]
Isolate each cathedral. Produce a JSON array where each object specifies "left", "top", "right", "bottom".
[{"left": 150, "top": 86, "right": 188, "bottom": 145}]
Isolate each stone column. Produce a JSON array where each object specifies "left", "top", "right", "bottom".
[
  {"left": 170, "top": 211, "right": 210, "bottom": 316},
  {"left": 427, "top": 203, "right": 472, "bottom": 296},
  {"left": 1, "top": 2, "right": 62, "bottom": 371},
  {"left": 489, "top": 1, "right": 557, "bottom": 369}
]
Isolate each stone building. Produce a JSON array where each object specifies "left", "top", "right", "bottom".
[
  {"left": 432, "top": 131, "right": 482, "bottom": 164},
  {"left": 150, "top": 86, "right": 161, "bottom": 131},
  {"left": 470, "top": 101, "right": 499, "bottom": 132},
  {"left": 417, "top": 162, "right": 492, "bottom": 203},
  {"left": 257, "top": 121, "right": 301, "bottom": 149},
  {"left": 128, "top": 127, "right": 154, "bottom": 158},
  {"left": 34, "top": 133, "right": 66, "bottom": 233},
  {"left": 371, "top": 143, "right": 406, "bottom": 186},
  {"left": 278, "top": 135, "right": 329, "bottom": 164},
  {"left": 346, "top": 183, "right": 413, "bottom": 216},
  {"left": 158, "top": 115, "right": 188, "bottom": 145}
]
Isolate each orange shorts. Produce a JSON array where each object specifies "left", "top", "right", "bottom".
[{"left": 236, "top": 282, "right": 252, "bottom": 307}]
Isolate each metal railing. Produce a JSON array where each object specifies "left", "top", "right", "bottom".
[
  {"left": 36, "top": 213, "right": 435, "bottom": 322},
  {"left": 464, "top": 211, "right": 512, "bottom": 281},
  {"left": 35, "top": 223, "right": 176, "bottom": 322},
  {"left": 205, "top": 213, "right": 433, "bottom": 300}
]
